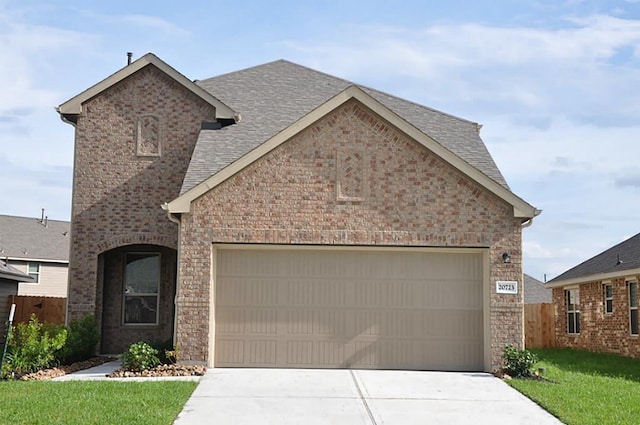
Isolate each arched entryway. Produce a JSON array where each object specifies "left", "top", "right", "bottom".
[{"left": 99, "top": 244, "right": 177, "bottom": 354}]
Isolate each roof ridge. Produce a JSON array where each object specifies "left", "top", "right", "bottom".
[
  {"left": 0, "top": 214, "right": 70, "bottom": 224},
  {"left": 198, "top": 59, "right": 478, "bottom": 128}
]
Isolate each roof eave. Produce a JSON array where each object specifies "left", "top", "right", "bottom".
[
  {"left": 0, "top": 268, "right": 35, "bottom": 283},
  {"left": 56, "top": 53, "right": 237, "bottom": 120},
  {"left": 546, "top": 267, "right": 640, "bottom": 288},
  {"left": 168, "top": 85, "right": 538, "bottom": 219}
]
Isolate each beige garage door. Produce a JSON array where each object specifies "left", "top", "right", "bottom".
[{"left": 214, "top": 248, "right": 484, "bottom": 371}]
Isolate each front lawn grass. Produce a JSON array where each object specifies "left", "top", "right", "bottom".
[
  {"left": 0, "top": 380, "right": 197, "bottom": 425},
  {"left": 507, "top": 348, "right": 640, "bottom": 425}
]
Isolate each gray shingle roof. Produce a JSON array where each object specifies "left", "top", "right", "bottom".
[
  {"left": 181, "top": 60, "right": 509, "bottom": 194},
  {"left": 549, "top": 232, "right": 640, "bottom": 283},
  {"left": 523, "top": 274, "right": 552, "bottom": 303},
  {"left": 0, "top": 215, "right": 70, "bottom": 262},
  {"left": 0, "top": 258, "right": 34, "bottom": 283}
]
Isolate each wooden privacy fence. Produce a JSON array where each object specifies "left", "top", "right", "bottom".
[
  {"left": 8, "top": 295, "right": 66, "bottom": 325},
  {"left": 524, "top": 303, "right": 556, "bottom": 348}
]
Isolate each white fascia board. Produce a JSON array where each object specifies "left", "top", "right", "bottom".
[
  {"left": 57, "top": 53, "right": 236, "bottom": 120},
  {"left": 545, "top": 267, "right": 640, "bottom": 288}
]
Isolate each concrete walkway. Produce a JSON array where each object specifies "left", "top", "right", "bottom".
[{"left": 173, "top": 368, "right": 563, "bottom": 425}]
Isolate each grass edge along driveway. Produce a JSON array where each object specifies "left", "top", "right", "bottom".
[
  {"left": 507, "top": 348, "right": 640, "bottom": 425},
  {"left": 0, "top": 380, "right": 197, "bottom": 425}
]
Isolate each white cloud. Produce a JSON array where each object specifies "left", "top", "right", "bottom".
[{"left": 119, "top": 14, "right": 191, "bottom": 38}]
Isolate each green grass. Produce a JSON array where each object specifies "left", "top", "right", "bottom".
[
  {"left": 508, "top": 348, "right": 640, "bottom": 425},
  {"left": 0, "top": 381, "right": 197, "bottom": 425}
]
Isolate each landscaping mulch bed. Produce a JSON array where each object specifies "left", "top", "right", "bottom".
[{"left": 108, "top": 364, "right": 207, "bottom": 378}]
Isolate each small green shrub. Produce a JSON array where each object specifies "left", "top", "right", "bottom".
[
  {"left": 119, "top": 342, "right": 160, "bottom": 372},
  {"left": 58, "top": 315, "right": 99, "bottom": 364},
  {"left": 164, "top": 345, "right": 178, "bottom": 364},
  {"left": 503, "top": 344, "right": 538, "bottom": 378},
  {"left": 5, "top": 314, "right": 67, "bottom": 375}
]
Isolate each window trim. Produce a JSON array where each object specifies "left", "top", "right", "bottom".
[
  {"left": 122, "top": 252, "right": 161, "bottom": 326},
  {"left": 603, "top": 283, "right": 613, "bottom": 314},
  {"left": 565, "top": 287, "right": 580, "bottom": 334},
  {"left": 629, "top": 280, "right": 638, "bottom": 336},
  {"left": 27, "top": 262, "right": 40, "bottom": 284}
]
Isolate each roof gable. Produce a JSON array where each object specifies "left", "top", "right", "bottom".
[
  {"left": 181, "top": 60, "right": 510, "bottom": 195},
  {"left": 547, "top": 232, "right": 640, "bottom": 287},
  {"left": 167, "top": 85, "right": 538, "bottom": 219},
  {"left": 57, "top": 53, "right": 237, "bottom": 122}
]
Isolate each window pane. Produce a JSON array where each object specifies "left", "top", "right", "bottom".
[
  {"left": 631, "top": 310, "right": 639, "bottom": 335},
  {"left": 124, "top": 253, "right": 160, "bottom": 324},
  {"left": 576, "top": 312, "right": 580, "bottom": 333},
  {"left": 568, "top": 312, "right": 577, "bottom": 334},
  {"left": 125, "top": 253, "right": 159, "bottom": 294},
  {"left": 606, "top": 299, "right": 613, "bottom": 313},
  {"left": 27, "top": 262, "right": 40, "bottom": 282},
  {"left": 605, "top": 285, "right": 612, "bottom": 299},
  {"left": 630, "top": 282, "right": 638, "bottom": 308},
  {"left": 125, "top": 295, "right": 158, "bottom": 324}
]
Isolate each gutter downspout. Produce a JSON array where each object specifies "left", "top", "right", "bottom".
[
  {"left": 56, "top": 107, "right": 77, "bottom": 326},
  {"left": 162, "top": 203, "right": 181, "bottom": 347}
]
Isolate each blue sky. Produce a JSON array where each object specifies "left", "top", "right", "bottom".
[{"left": 1, "top": 0, "right": 640, "bottom": 281}]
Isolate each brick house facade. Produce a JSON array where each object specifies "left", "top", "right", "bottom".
[
  {"left": 58, "top": 53, "right": 538, "bottom": 370},
  {"left": 548, "top": 233, "right": 640, "bottom": 358}
]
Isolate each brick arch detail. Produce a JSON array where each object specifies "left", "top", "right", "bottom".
[{"left": 96, "top": 233, "right": 177, "bottom": 254}]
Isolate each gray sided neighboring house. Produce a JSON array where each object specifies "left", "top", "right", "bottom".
[
  {"left": 0, "top": 259, "right": 35, "bottom": 345},
  {"left": 0, "top": 214, "right": 70, "bottom": 298}
]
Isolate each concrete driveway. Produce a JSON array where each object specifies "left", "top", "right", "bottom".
[{"left": 173, "top": 368, "right": 562, "bottom": 425}]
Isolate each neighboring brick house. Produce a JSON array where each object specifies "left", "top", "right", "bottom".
[
  {"left": 0, "top": 214, "right": 70, "bottom": 298},
  {"left": 57, "top": 53, "right": 539, "bottom": 371},
  {"left": 0, "top": 259, "right": 35, "bottom": 345},
  {"left": 523, "top": 274, "right": 552, "bottom": 304},
  {"left": 547, "top": 233, "right": 640, "bottom": 358}
]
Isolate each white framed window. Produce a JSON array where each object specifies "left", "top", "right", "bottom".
[
  {"left": 27, "top": 262, "right": 40, "bottom": 283},
  {"left": 566, "top": 288, "right": 580, "bottom": 334},
  {"left": 123, "top": 252, "right": 160, "bottom": 325},
  {"left": 603, "top": 283, "right": 613, "bottom": 314},
  {"left": 629, "top": 281, "right": 638, "bottom": 336}
]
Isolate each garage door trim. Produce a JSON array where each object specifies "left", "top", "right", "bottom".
[{"left": 208, "top": 244, "right": 491, "bottom": 371}]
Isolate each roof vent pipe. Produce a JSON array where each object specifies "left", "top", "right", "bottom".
[{"left": 127, "top": 52, "right": 133, "bottom": 65}]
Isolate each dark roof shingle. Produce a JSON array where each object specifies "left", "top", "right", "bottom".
[{"left": 549, "top": 232, "right": 640, "bottom": 283}]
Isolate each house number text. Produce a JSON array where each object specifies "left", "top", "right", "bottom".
[{"left": 496, "top": 280, "right": 518, "bottom": 294}]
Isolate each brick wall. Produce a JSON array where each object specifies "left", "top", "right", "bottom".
[
  {"left": 67, "top": 64, "right": 216, "bottom": 350},
  {"left": 554, "top": 277, "right": 640, "bottom": 358},
  {"left": 176, "top": 99, "right": 524, "bottom": 369}
]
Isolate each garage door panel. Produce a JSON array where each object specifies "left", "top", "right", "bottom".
[{"left": 215, "top": 249, "right": 484, "bottom": 371}]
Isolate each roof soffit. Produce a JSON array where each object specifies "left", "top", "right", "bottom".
[
  {"left": 57, "top": 53, "right": 236, "bottom": 120},
  {"left": 168, "top": 85, "right": 538, "bottom": 219}
]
